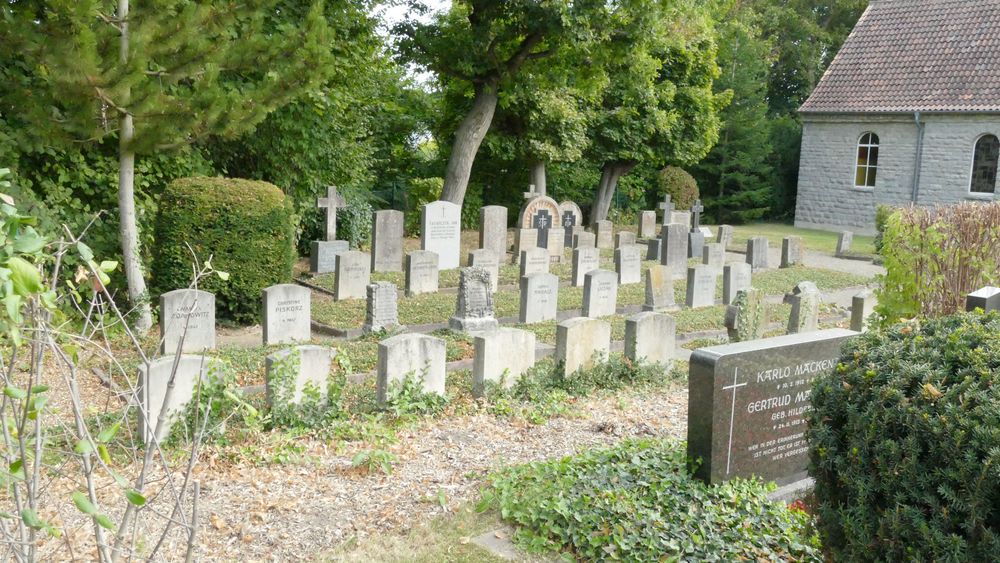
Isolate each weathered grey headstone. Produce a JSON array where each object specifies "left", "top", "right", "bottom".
[
  {"left": 595, "top": 220, "right": 614, "bottom": 250},
  {"left": 965, "top": 286, "right": 1000, "bottom": 313},
  {"left": 725, "top": 288, "right": 767, "bottom": 342},
  {"left": 583, "top": 269, "right": 618, "bottom": 318},
  {"left": 405, "top": 250, "right": 439, "bottom": 297},
  {"left": 717, "top": 225, "right": 734, "bottom": 249},
  {"left": 670, "top": 211, "right": 691, "bottom": 229},
  {"left": 371, "top": 210, "right": 404, "bottom": 272},
  {"left": 572, "top": 246, "right": 600, "bottom": 287},
  {"left": 646, "top": 238, "right": 662, "bottom": 261},
  {"left": 449, "top": 266, "right": 498, "bottom": 332},
  {"left": 722, "top": 263, "right": 752, "bottom": 306},
  {"left": 685, "top": 265, "right": 716, "bottom": 309},
  {"left": 334, "top": 250, "right": 371, "bottom": 301},
  {"left": 140, "top": 355, "right": 225, "bottom": 442},
  {"left": 519, "top": 272, "right": 559, "bottom": 324},
  {"left": 421, "top": 201, "right": 462, "bottom": 269},
  {"left": 835, "top": 231, "right": 853, "bottom": 257},
  {"left": 310, "top": 240, "right": 350, "bottom": 274},
  {"left": 376, "top": 333, "right": 446, "bottom": 405},
  {"left": 643, "top": 265, "right": 676, "bottom": 311},
  {"left": 262, "top": 284, "right": 311, "bottom": 345},
  {"left": 660, "top": 224, "right": 687, "bottom": 274},
  {"left": 746, "top": 237, "right": 769, "bottom": 271},
  {"left": 364, "top": 282, "right": 401, "bottom": 333},
  {"left": 785, "top": 281, "right": 820, "bottom": 334},
  {"left": 614, "top": 245, "right": 642, "bottom": 285},
  {"left": 780, "top": 236, "right": 803, "bottom": 268},
  {"left": 851, "top": 290, "right": 876, "bottom": 331},
  {"left": 469, "top": 248, "right": 500, "bottom": 293},
  {"left": 688, "top": 231, "right": 705, "bottom": 260},
  {"left": 566, "top": 226, "right": 585, "bottom": 249},
  {"left": 519, "top": 247, "right": 550, "bottom": 279},
  {"left": 265, "top": 345, "right": 332, "bottom": 409},
  {"left": 559, "top": 201, "right": 584, "bottom": 247},
  {"left": 473, "top": 328, "right": 536, "bottom": 396},
  {"left": 573, "top": 231, "right": 596, "bottom": 249},
  {"left": 479, "top": 206, "right": 508, "bottom": 260},
  {"left": 615, "top": 231, "right": 636, "bottom": 248},
  {"left": 625, "top": 312, "right": 675, "bottom": 368},
  {"left": 160, "top": 289, "right": 216, "bottom": 354},
  {"left": 513, "top": 228, "right": 538, "bottom": 264},
  {"left": 639, "top": 211, "right": 657, "bottom": 239},
  {"left": 546, "top": 226, "right": 565, "bottom": 261},
  {"left": 687, "top": 328, "right": 858, "bottom": 484},
  {"left": 702, "top": 243, "right": 724, "bottom": 273},
  {"left": 556, "top": 317, "right": 611, "bottom": 375}
]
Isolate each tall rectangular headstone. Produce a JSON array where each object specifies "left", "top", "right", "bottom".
[
  {"left": 646, "top": 238, "right": 662, "bottom": 261},
  {"left": 265, "top": 346, "right": 332, "bottom": 409},
  {"left": 479, "top": 206, "right": 508, "bottom": 260},
  {"left": 639, "top": 211, "right": 657, "bottom": 239},
  {"left": 615, "top": 231, "right": 637, "bottom": 248},
  {"left": 334, "top": 250, "right": 371, "bottom": 301},
  {"left": 573, "top": 231, "right": 596, "bottom": 249},
  {"left": 364, "top": 282, "right": 401, "bottom": 334},
  {"left": 583, "top": 269, "right": 618, "bottom": 318},
  {"left": 687, "top": 329, "right": 857, "bottom": 484},
  {"left": 660, "top": 224, "right": 687, "bottom": 274},
  {"left": 685, "top": 265, "right": 716, "bottom": 309},
  {"left": 556, "top": 317, "right": 611, "bottom": 375},
  {"left": 746, "top": 237, "right": 769, "bottom": 271},
  {"left": 310, "top": 240, "right": 350, "bottom": 274},
  {"left": 643, "top": 265, "right": 675, "bottom": 311},
  {"left": 140, "top": 355, "right": 224, "bottom": 442},
  {"left": 572, "top": 247, "right": 600, "bottom": 287},
  {"left": 835, "top": 231, "right": 853, "bottom": 257},
  {"left": 546, "top": 226, "right": 565, "bottom": 261},
  {"left": 473, "top": 328, "right": 536, "bottom": 396},
  {"left": 421, "top": 201, "right": 461, "bottom": 269},
  {"left": 405, "top": 250, "right": 439, "bottom": 296},
  {"left": 851, "top": 290, "right": 876, "bottom": 331},
  {"left": 262, "top": 284, "right": 311, "bottom": 345},
  {"left": 688, "top": 231, "right": 705, "bottom": 260},
  {"left": 722, "top": 263, "right": 752, "bottom": 305},
  {"left": 371, "top": 210, "right": 404, "bottom": 272},
  {"left": 519, "top": 272, "right": 559, "bottom": 324},
  {"left": 725, "top": 288, "right": 767, "bottom": 342},
  {"left": 780, "top": 236, "right": 803, "bottom": 268},
  {"left": 160, "top": 289, "right": 216, "bottom": 354},
  {"left": 717, "top": 225, "right": 734, "bottom": 250},
  {"left": 625, "top": 312, "right": 675, "bottom": 368},
  {"left": 595, "top": 220, "right": 614, "bottom": 249},
  {"left": 520, "top": 247, "right": 550, "bottom": 279},
  {"left": 514, "top": 228, "right": 538, "bottom": 264},
  {"left": 702, "top": 243, "right": 724, "bottom": 273},
  {"left": 376, "top": 333, "right": 446, "bottom": 405},
  {"left": 469, "top": 248, "right": 500, "bottom": 293},
  {"left": 614, "top": 245, "right": 642, "bottom": 285},
  {"left": 449, "top": 266, "right": 498, "bottom": 332},
  {"left": 785, "top": 281, "right": 821, "bottom": 334}
]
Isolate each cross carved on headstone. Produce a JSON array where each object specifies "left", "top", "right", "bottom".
[
  {"left": 317, "top": 186, "right": 346, "bottom": 241},
  {"left": 523, "top": 184, "right": 538, "bottom": 200},
  {"left": 690, "top": 199, "right": 705, "bottom": 232},
  {"left": 658, "top": 193, "right": 674, "bottom": 218}
]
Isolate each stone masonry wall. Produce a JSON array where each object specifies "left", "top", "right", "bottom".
[{"left": 794, "top": 113, "right": 1000, "bottom": 234}]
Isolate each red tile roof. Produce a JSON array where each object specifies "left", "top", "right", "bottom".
[{"left": 800, "top": 0, "right": 1000, "bottom": 113}]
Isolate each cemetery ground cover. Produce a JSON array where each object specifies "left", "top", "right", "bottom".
[{"left": 728, "top": 223, "right": 876, "bottom": 257}]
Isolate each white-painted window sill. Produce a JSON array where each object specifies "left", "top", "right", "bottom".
[
  {"left": 966, "top": 193, "right": 996, "bottom": 201},
  {"left": 851, "top": 186, "right": 875, "bottom": 193}
]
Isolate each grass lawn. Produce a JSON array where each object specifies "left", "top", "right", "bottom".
[{"left": 727, "top": 222, "right": 876, "bottom": 256}]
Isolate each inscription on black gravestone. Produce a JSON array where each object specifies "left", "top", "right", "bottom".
[
  {"left": 562, "top": 211, "right": 576, "bottom": 247},
  {"left": 532, "top": 209, "right": 552, "bottom": 249},
  {"left": 687, "top": 329, "right": 856, "bottom": 485}
]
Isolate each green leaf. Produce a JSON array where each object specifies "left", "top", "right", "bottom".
[
  {"left": 7, "top": 256, "right": 42, "bottom": 296},
  {"left": 97, "top": 444, "right": 112, "bottom": 466},
  {"left": 21, "top": 509, "right": 42, "bottom": 529},
  {"left": 98, "top": 261, "right": 118, "bottom": 273},
  {"left": 94, "top": 514, "right": 115, "bottom": 530},
  {"left": 9, "top": 459, "right": 24, "bottom": 481},
  {"left": 125, "top": 489, "right": 146, "bottom": 507},
  {"left": 72, "top": 491, "right": 98, "bottom": 515},
  {"left": 3, "top": 385, "right": 26, "bottom": 400},
  {"left": 74, "top": 439, "right": 94, "bottom": 455},
  {"left": 76, "top": 242, "right": 94, "bottom": 262},
  {"left": 30, "top": 384, "right": 49, "bottom": 394},
  {"left": 216, "top": 270, "right": 230, "bottom": 281},
  {"left": 13, "top": 233, "right": 46, "bottom": 254},
  {"left": 96, "top": 422, "right": 120, "bottom": 443}
]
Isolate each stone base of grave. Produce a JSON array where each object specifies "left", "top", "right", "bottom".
[
  {"left": 448, "top": 316, "right": 499, "bottom": 332},
  {"left": 362, "top": 323, "right": 405, "bottom": 335},
  {"left": 310, "top": 240, "right": 349, "bottom": 274},
  {"left": 641, "top": 303, "right": 678, "bottom": 313},
  {"left": 767, "top": 477, "right": 814, "bottom": 504}
]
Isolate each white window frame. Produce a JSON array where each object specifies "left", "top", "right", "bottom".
[
  {"left": 853, "top": 132, "right": 879, "bottom": 191},
  {"left": 968, "top": 133, "right": 999, "bottom": 199}
]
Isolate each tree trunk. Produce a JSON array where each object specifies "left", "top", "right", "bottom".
[
  {"left": 117, "top": 0, "right": 153, "bottom": 334},
  {"left": 440, "top": 84, "right": 499, "bottom": 205},
  {"left": 530, "top": 159, "right": 546, "bottom": 196},
  {"left": 590, "top": 162, "right": 635, "bottom": 227}
]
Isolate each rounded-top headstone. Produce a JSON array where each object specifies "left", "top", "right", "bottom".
[{"left": 519, "top": 196, "right": 562, "bottom": 229}]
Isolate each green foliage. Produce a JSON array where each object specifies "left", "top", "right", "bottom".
[
  {"left": 873, "top": 203, "right": 893, "bottom": 253},
  {"left": 481, "top": 439, "right": 821, "bottom": 560},
  {"left": 151, "top": 177, "right": 295, "bottom": 323},
  {"left": 404, "top": 177, "right": 444, "bottom": 235},
  {"left": 382, "top": 372, "right": 448, "bottom": 418},
  {"left": 808, "top": 312, "right": 1000, "bottom": 561},
  {"left": 657, "top": 166, "right": 700, "bottom": 211},
  {"left": 169, "top": 360, "right": 262, "bottom": 446},
  {"left": 876, "top": 203, "right": 1000, "bottom": 323},
  {"left": 266, "top": 350, "right": 346, "bottom": 429},
  {"left": 351, "top": 448, "right": 398, "bottom": 476}
]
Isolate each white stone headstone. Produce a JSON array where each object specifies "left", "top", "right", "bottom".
[
  {"left": 479, "top": 206, "right": 508, "bottom": 260},
  {"left": 371, "top": 210, "right": 404, "bottom": 272},
  {"left": 473, "top": 328, "right": 536, "bottom": 396},
  {"left": 572, "top": 246, "right": 600, "bottom": 287},
  {"left": 159, "top": 289, "right": 216, "bottom": 354},
  {"left": 614, "top": 245, "right": 642, "bottom": 285},
  {"left": 583, "top": 269, "right": 618, "bottom": 318},
  {"left": 334, "top": 250, "right": 371, "bottom": 300},
  {"left": 262, "top": 284, "right": 311, "bottom": 345},
  {"left": 625, "top": 312, "right": 675, "bottom": 368},
  {"left": 556, "top": 317, "right": 611, "bottom": 375},
  {"left": 405, "top": 250, "right": 439, "bottom": 296},
  {"left": 421, "top": 201, "right": 461, "bottom": 269},
  {"left": 376, "top": 333, "right": 446, "bottom": 405},
  {"left": 265, "top": 345, "right": 332, "bottom": 408},
  {"left": 519, "top": 272, "right": 559, "bottom": 324},
  {"left": 139, "top": 355, "right": 225, "bottom": 443}
]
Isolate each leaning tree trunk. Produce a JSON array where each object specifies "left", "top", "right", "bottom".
[
  {"left": 529, "top": 159, "right": 546, "bottom": 196},
  {"left": 116, "top": 0, "right": 153, "bottom": 334},
  {"left": 440, "top": 83, "right": 499, "bottom": 205},
  {"left": 590, "top": 161, "right": 636, "bottom": 227}
]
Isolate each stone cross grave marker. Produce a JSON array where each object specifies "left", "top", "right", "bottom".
[
  {"left": 520, "top": 272, "right": 559, "bottom": 324},
  {"left": 317, "top": 185, "right": 346, "bottom": 241},
  {"left": 690, "top": 199, "right": 704, "bottom": 233},
  {"left": 405, "top": 250, "right": 439, "bottom": 296},
  {"left": 523, "top": 183, "right": 538, "bottom": 200},
  {"left": 421, "top": 201, "right": 462, "bottom": 270},
  {"left": 376, "top": 333, "right": 446, "bottom": 405},
  {"left": 658, "top": 193, "right": 674, "bottom": 220},
  {"left": 449, "top": 266, "right": 499, "bottom": 332},
  {"left": 160, "top": 289, "right": 216, "bottom": 354},
  {"left": 371, "top": 210, "right": 404, "bottom": 272},
  {"left": 687, "top": 328, "right": 857, "bottom": 485},
  {"left": 559, "top": 201, "right": 584, "bottom": 247},
  {"left": 583, "top": 269, "right": 618, "bottom": 318},
  {"left": 262, "top": 284, "right": 311, "bottom": 345},
  {"left": 473, "top": 328, "right": 537, "bottom": 396},
  {"left": 532, "top": 208, "right": 554, "bottom": 250},
  {"left": 364, "top": 282, "right": 401, "bottom": 334}
]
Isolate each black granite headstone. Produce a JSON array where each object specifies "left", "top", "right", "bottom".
[
  {"left": 966, "top": 286, "right": 1000, "bottom": 312},
  {"left": 562, "top": 211, "right": 577, "bottom": 247},
  {"left": 687, "top": 329, "right": 857, "bottom": 485},
  {"left": 532, "top": 209, "right": 552, "bottom": 249}
]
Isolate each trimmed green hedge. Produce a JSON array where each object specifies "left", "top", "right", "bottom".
[
  {"left": 152, "top": 176, "right": 294, "bottom": 323},
  {"left": 657, "top": 166, "right": 699, "bottom": 211},
  {"left": 808, "top": 312, "right": 1000, "bottom": 561}
]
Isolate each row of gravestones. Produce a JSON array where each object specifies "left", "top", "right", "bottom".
[{"left": 140, "top": 310, "right": 678, "bottom": 443}]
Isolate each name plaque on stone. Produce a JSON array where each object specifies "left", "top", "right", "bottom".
[{"left": 687, "top": 329, "right": 856, "bottom": 485}]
